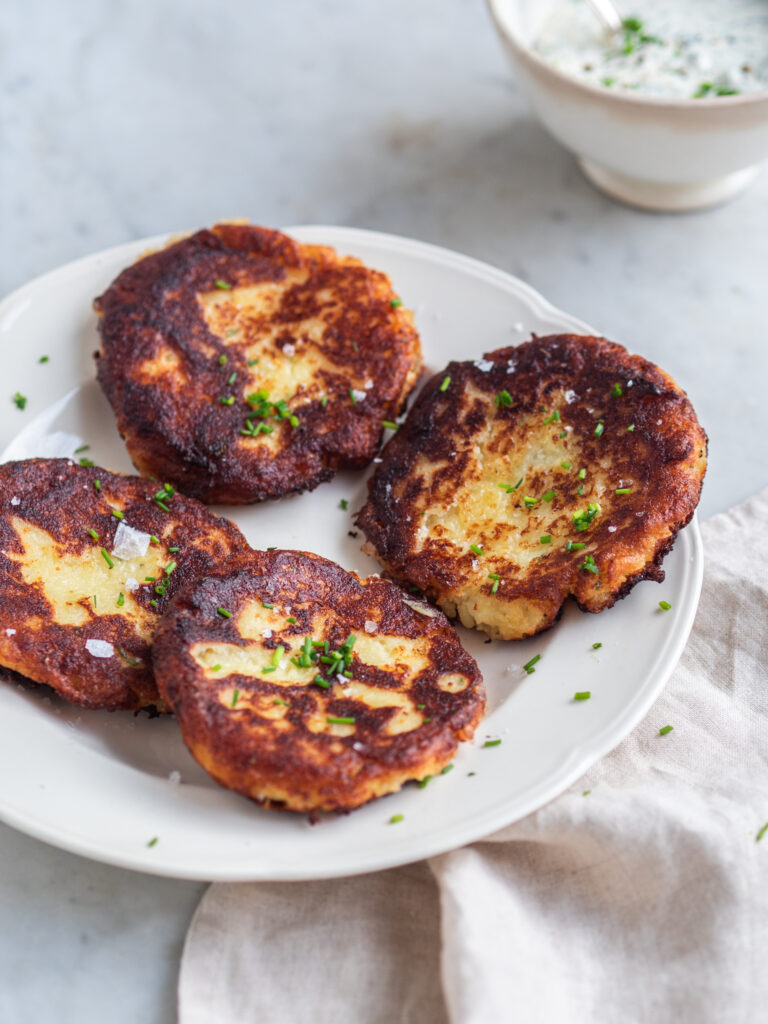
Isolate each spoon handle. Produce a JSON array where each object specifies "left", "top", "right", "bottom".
[{"left": 584, "top": 0, "right": 624, "bottom": 34}]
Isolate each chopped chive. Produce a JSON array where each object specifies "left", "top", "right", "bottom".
[
  {"left": 262, "top": 666, "right": 277, "bottom": 674},
  {"left": 495, "top": 390, "right": 513, "bottom": 408},
  {"left": 389, "top": 814, "right": 404, "bottom": 824},
  {"left": 262, "top": 602, "right": 274, "bottom": 610},
  {"left": 416, "top": 704, "right": 425, "bottom": 710},
  {"left": 227, "top": 372, "right": 237, "bottom": 386},
  {"left": 390, "top": 297, "right": 403, "bottom": 308},
  {"left": 247, "top": 358, "right": 259, "bottom": 366},
  {"left": 39, "top": 355, "right": 49, "bottom": 364},
  {"left": 147, "top": 837, "right": 159, "bottom": 848},
  {"left": 483, "top": 739, "right": 502, "bottom": 748},
  {"left": 577, "top": 485, "right": 585, "bottom": 495},
  {"left": 218, "top": 354, "right": 228, "bottom": 366},
  {"left": 523, "top": 654, "right": 541, "bottom": 674},
  {"left": 150, "top": 535, "right": 159, "bottom": 545},
  {"left": 100, "top": 548, "right": 114, "bottom": 569},
  {"left": 565, "top": 541, "right": 586, "bottom": 552},
  {"left": 154, "top": 498, "right": 170, "bottom": 512},
  {"left": 321, "top": 394, "right": 328, "bottom": 408},
  {"left": 214, "top": 279, "right": 232, "bottom": 290},
  {"left": 578, "top": 468, "right": 586, "bottom": 480},
  {"left": 211, "top": 664, "right": 222, "bottom": 672},
  {"left": 487, "top": 573, "right": 500, "bottom": 594},
  {"left": 439, "top": 376, "right": 451, "bottom": 393},
  {"left": 440, "top": 763, "right": 454, "bottom": 775},
  {"left": 540, "top": 535, "right": 552, "bottom": 544},
  {"left": 164, "top": 561, "right": 177, "bottom": 575},
  {"left": 274, "top": 698, "right": 289, "bottom": 706},
  {"left": 79, "top": 458, "right": 94, "bottom": 467},
  {"left": 313, "top": 676, "right": 330, "bottom": 689},
  {"left": 560, "top": 461, "right": 571, "bottom": 469},
  {"left": 217, "top": 607, "right": 232, "bottom": 618},
  {"left": 627, "top": 424, "right": 635, "bottom": 432},
  {"left": 74, "top": 445, "right": 90, "bottom": 454},
  {"left": 659, "top": 600, "right": 671, "bottom": 611},
  {"left": 382, "top": 420, "right": 399, "bottom": 430},
  {"left": 592, "top": 642, "right": 602, "bottom": 649},
  {"left": 416, "top": 776, "right": 432, "bottom": 789},
  {"left": 543, "top": 409, "right": 560, "bottom": 424},
  {"left": 112, "top": 509, "right": 124, "bottom": 520},
  {"left": 756, "top": 823, "right": 768, "bottom": 842},
  {"left": 88, "top": 528, "right": 99, "bottom": 540},
  {"left": 117, "top": 593, "right": 125, "bottom": 607},
  {"left": 231, "top": 689, "right": 240, "bottom": 707},
  {"left": 12, "top": 393, "right": 27, "bottom": 411},
  {"left": 219, "top": 395, "right": 235, "bottom": 406},
  {"left": 578, "top": 554, "right": 598, "bottom": 575},
  {"left": 573, "top": 503, "right": 601, "bottom": 531},
  {"left": 574, "top": 691, "right": 591, "bottom": 701},
  {"left": 94, "top": 479, "right": 102, "bottom": 492},
  {"left": 659, "top": 725, "right": 674, "bottom": 736},
  {"left": 150, "top": 599, "right": 158, "bottom": 608},
  {"left": 523, "top": 495, "right": 537, "bottom": 508},
  {"left": 287, "top": 616, "right": 297, "bottom": 624},
  {"left": 611, "top": 383, "right": 623, "bottom": 397},
  {"left": 339, "top": 499, "right": 349, "bottom": 511},
  {"left": 470, "top": 544, "right": 483, "bottom": 557},
  {"left": 327, "top": 715, "right": 355, "bottom": 725},
  {"left": 541, "top": 490, "right": 556, "bottom": 503},
  {"left": 615, "top": 487, "right": 632, "bottom": 495},
  {"left": 559, "top": 430, "right": 566, "bottom": 439},
  {"left": 349, "top": 388, "right": 357, "bottom": 405},
  {"left": 270, "top": 645, "right": 285, "bottom": 667},
  {"left": 168, "top": 546, "right": 179, "bottom": 553},
  {"left": 594, "top": 420, "right": 605, "bottom": 438},
  {"left": 144, "top": 576, "right": 156, "bottom": 582}
]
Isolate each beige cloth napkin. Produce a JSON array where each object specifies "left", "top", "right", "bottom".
[{"left": 179, "top": 489, "right": 768, "bottom": 1024}]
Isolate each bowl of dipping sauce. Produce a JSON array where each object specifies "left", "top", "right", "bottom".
[{"left": 486, "top": 0, "right": 768, "bottom": 210}]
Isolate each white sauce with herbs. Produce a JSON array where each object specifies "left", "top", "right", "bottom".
[{"left": 534, "top": 0, "right": 768, "bottom": 99}]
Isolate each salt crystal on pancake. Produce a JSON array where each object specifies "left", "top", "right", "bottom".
[
  {"left": 112, "top": 521, "right": 150, "bottom": 559},
  {"left": 125, "top": 577, "right": 139, "bottom": 592},
  {"left": 364, "top": 620, "right": 378, "bottom": 634},
  {"left": 85, "top": 639, "right": 114, "bottom": 659},
  {"left": 10, "top": 497, "right": 20, "bottom": 506},
  {"left": 351, "top": 389, "right": 367, "bottom": 404},
  {"left": 474, "top": 359, "right": 494, "bottom": 372},
  {"left": 5, "top": 628, "right": 16, "bottom": 636}
]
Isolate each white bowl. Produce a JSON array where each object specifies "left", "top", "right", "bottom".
[{"left": 487, "top": 0, "right": 768, "bottom": 210}]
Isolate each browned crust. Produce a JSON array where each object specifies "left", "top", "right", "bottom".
[
  {"left": 0, "top": 459, "right": 249, "bottom": 711},
  {"left": 94, "top": 223, "right": 423, "bottom": 503},
  {"left": 356, "top": 334, "right": 707, "bottom": 638},
  {"left": 152, "top": 549, "right": 485, "bottom": 812}
]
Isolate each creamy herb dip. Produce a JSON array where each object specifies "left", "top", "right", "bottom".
[{"left": 534, "top": 0, "right": 768, "bottom": 99}]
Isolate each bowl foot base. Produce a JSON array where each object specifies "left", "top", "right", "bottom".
[{"left": 578, "top": 158, "right": 761, "bottom": 212}]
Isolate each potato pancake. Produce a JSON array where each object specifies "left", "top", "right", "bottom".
[
  {"left": 356, "top": 334, "right": 707, "bottom": 640},
  {"left": 0, "top": 459, "right": 248, "bottom": 710},
  {"left": 94, "top": 223, "right": 422, "bottom": 504},
  {"left": 152, "top": 549, "right": 485, "bottom": 812}
]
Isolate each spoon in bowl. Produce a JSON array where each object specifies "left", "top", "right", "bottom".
[{"left": 584, "top": 0, "right": 623, "bottom": 34}]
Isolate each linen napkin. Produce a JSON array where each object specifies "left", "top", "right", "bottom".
[{"left": 179, "top": 488, "right": 768, "bottom": 1024}]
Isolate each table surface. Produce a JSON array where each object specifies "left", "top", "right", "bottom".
[{"left": 2, "top": 1, "right": 766, "bottom": 1021}]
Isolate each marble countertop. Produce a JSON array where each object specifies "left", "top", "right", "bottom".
[{"left": 2, "top": 1, "right": 766, "bottom": 1021}]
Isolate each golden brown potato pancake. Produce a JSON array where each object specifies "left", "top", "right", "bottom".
[
  {"left": 356, "top": 334, "right": 707, "bottom": 640},
  {"left": 0, "top": 459, "right": 248, "bottom": 710},
  {"left": 94, "top": 223, "right": 422, "bottom": 504},
  {"left": 152, "top": 549, "right": 485, "bottom": 812}
]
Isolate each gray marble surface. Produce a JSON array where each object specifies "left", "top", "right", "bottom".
[{"left": 1, "top": 1, "right": 766, "bottom": 1021}]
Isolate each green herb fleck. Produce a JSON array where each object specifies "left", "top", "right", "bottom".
[
  {"left": 659, "top": 725, "right": 674, "bottom": 736},
  {"left": 577, "top": 468, "right": 586, "bottom": 480},
  {"left": 592, "top": 642, "right": 602, "bottom": 650},
  {"left": 611, "top": 383, "right": 623, "bottom": 397},
  {"left": 543, "top": 409, "right": 560, "bottom": 425},
  {"left": 659, "top": 600, "right": 671, "bottom": 611},
  {"left": 231, "top": 689, "right": 240, "bottom": 708},
  {"left": 327, "top": 715, "right": 356, "bottom": 725},
  {"left": 560, "top": 461, "right": 571, "bottom": 470},
  {"left": 578, "top": 554, "right": 598, "bottom": 575},
  {"left": 573, "top": 691, "right": 591, "bottom": 701},
  {"left": 389, "top": 814, "right": 404, "bottom": 824},
  {"left": 382, "top": 420, "right": 399, "bottom": 430},
  {"left": 523, "top": 654, "right": 541, "bottom": 675},
  {"left": 147, "top": 837, "right": 159, "bottom": 848},
  {"left": 88, "top": 528, "right": 99, "bottom": 540},
  {"left": 100, "top": 548, "right": 114, "bottom": 569},
  {"left": 339, "top": 499, "right": 349, "bottom": 511},
  {"left": 483, "top": 739, "right": 502, "bottom": 748},
  {"left": 616, "top": 487, "right": 632, "bottom": 495},
  {"left": 74, "top": 445, "right": 90, "bottom": 454},
  {"left": 540, "top": 535, "right": 552, "bottom": 544},
  {"left": 756, "top": 822, "right": 768, "bottom": 842},
  {"left": 439, "top": 376, "right": 451, "bottom": 393},
  {"left": 214, "top": 279, "right": 232, "bottom": 290},
  {"left": 112, "top": 509, "right": 124, "bottom": 520},
  {"left": 217, "top": 607, "right": 233, "bottom": 618},
  {"left": 541, "top": 489, "right": 556, "bottom": 503},
  {"left": 470, "top": 544, "right": 484, "bottom": 557},
  {"left": 117, "top": 593, "right": 125, "bottom": 607},
  {"left": 12, "top": 393, "right": 27, "bottom": 411},
  {"left": 218, "top": 354, "right": 228, "bottom": 366},
  {"left": 594, "top": 420, "right": 605, "bottom": 439},
  {"left": 495, "top": 390, "right": 513, "bottom": 408},
  {"left": 627, "top": 424, "right": 635, "bottom": 432},
  {"left": 390, "top": 297, "right": 403, "bottom": 308},
  {"left": 565, "top": 541, "right": 586, "bottom": 552},
  {"left": 488, "top": 573, "right": 500, "bottom": 594}
]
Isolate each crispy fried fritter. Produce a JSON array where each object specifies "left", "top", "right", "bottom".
[
  {"left": 356, "top": 334, "right": 707, "bottom": 641},
  {"left": 0, "top": 459, "right": 248, "bottom": 710},
  {"left": 152, "top": 549, "right": 485, "bottom": 812},
  {"left": 94, "top": 223, "right": 422, "bottom": 504}
]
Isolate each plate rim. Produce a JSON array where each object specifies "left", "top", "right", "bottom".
[{"left": 0, "top": 225, "right": 703, "bottom": 880}]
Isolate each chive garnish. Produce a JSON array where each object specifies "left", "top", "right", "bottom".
[
  {"left": 495, "top": 390, "right": 513, "bottom": 408},
  {"left": 321, "top": 395, "right": 328, "bottom": 407},
  {"left": 327, "top": 715, "right": 355, "bottom": 725},
  {"left": 274, "top": 698, "right": 289, "bottom": 706},
  {"left": 247, "top": 358, "right": 259, "bottom": 366},
  {"left": 100, "top": 548, "right": 114, "bottom": 569},
  {"left": 470, "top": 544, "right": 483, "bottom": 557},
  {"left": 577, "top": 485, "right": 585, "bottom": 495},
  {"left": 214, "top": 279, "right": 232, "bottom": 290},
  {"left": 487, "top": 573, "right": 500, "bottom": 594},
  {"left": 540, "top": 535, "right": 551, "bottom": 544},
  {"left": 348, "top": 387, "right": 358, "bottom": 405},
  {"left": 94, "top": 479, "right": 102, "bottom": 492},
  {"left": 441, "top": 763, "right": 454, "bottom": 775},
  {"left": 12, "top": 393, "right": 27, "bottom": 411},
  {"left": 382, "top": 420, "right": 399, "bottom": 430},
  {"left": 217, "top": 607, "right": 232, "bottom": 618},
  {"left": 389, "top": 814, "right": 404, "bottom": 824},
  {"left": 231, "top": 689, "right": 240, "bottom": 707},
  {"left": 219, "top": 395, "right": 235, "bottom": 406},
  {"left": 150, "top": 599, "right": 158, "bottom": 608},
  {"left": 168, "top": 546, "right": 179, "bottom": 553},
  {"left": 627, "top": 424, "right": 635, "bottom": 432},
  {"left": 262, "top": 602, "right": 274, "bottom": 610},
  {"left": 483, "top": 739, "right": 502, "bottom": 748},
  {"left": 313, "top": 675, "right": 330, "bottom": 689},
  {"left": 573, "top": 503, "right": 600, "bottom": 531},
  {"left": 287, "top": 616, "right": 296, "bottom": 624},
  {"left": 112, "top": 509, "right": 124, "bottom": 520},
  {"left": 417, "top": 776, "right": 432, "bottom": 789},
  {"left": 594, "top": 420, "right": 605, "bottom": 438},
  {"left": 390, "top": 298, "right": 403, "bottom": 308},
  {"left": 339, "top": 499, "right": 348, "bottom": 511},
  {"left": 39, "top": 355, "right": 49, "bottom": 364},
  {"left": 659, "top": 725, "right": 674, "bottom": 736},
  {"left": 541, "top": 490, "right": 556, "bottom": 503},
  {"left": 658, "top": 600, "right": 671, "bottom": 611},
  {"left": 611, "top": 383, "right": 623, "bottom": 397},
  {"left": 164, "top": 561, "right": 177, "bottom": 575},
  {"left": 439, "top": 376, "right": 451, "bottom": 392},
  {"left": 79, "top": 458, "right": 94, "bottom": 467},
  {"left": 592, "top": 642, "right": 602, "bottom": 649},
  {"left": 150, "top": 535, "right": 159, "bottom": 545},
  {"left": 578, "top": 554, "right": 598, "bottom": 575},
  {"left": 218, "top": 354, "right": 228, "bottom": 366},
  {"left": 74, "top": 445, "right": 90, "bottom": 454},
  {"left": 616, "top": 487, "right": 632, "bottom": 495},
  {"left": 565, "top": 541, "right": 586, "bottom": 552},
  {"left": 117, "top": 593, "right": 125, "bottom": 607},
  {"left": 523, "top": 654, "right": 540, "bottom": 674},
  {"left": 523, "top": 496, "right": 537, "bottom": 508},
  {"left": 574, "top": 691, "right": 591, "bottom": 701},
  {"left": 88, "top": 528, "right": 99, "bottom": 540},
  {"left": 577, "top": 468, "right": 586, "bottom": 480},
  {"left": 212, "top": 664, "right": 222, "bottom": 672},
  {"left": 227, "top": 372, "right": 237, "bottom": 386}
]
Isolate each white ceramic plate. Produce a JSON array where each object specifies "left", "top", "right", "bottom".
[{"left": 0, "top": 227, "right": 702, "bottom": 880}]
